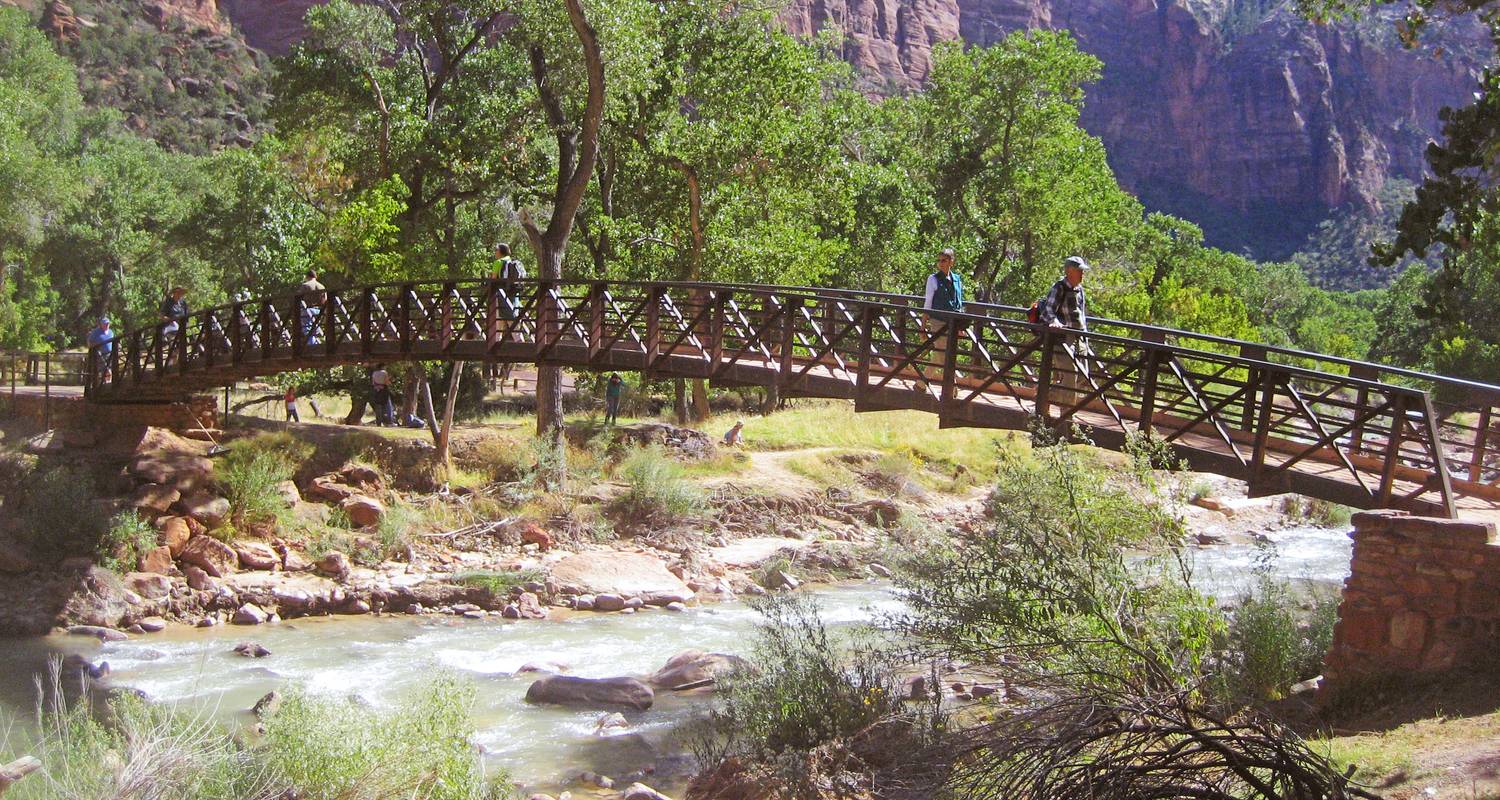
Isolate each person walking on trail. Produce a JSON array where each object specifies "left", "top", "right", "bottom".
[
  {"left": 300, "top": 270, "right": 326, "bottom": 346},
  {"left": 284, "top": 386, "right": 300, "bottom": 423},
  {"left": 490, "top": 243, "right": 526, "bottom": 383},
  {"left": 604, "top": 372, "right": 624, "bottom": 424},
  {"left": 371, "top": 364, "right": 395, "bottom": 426},
  {"left": 921, "top": 249, "right": 965, "bottom": 388},
  {"left": 1037, "top": 255, "right": 1092, "bottom": 409},
  {"left": 87, "top": 317, "right": 114, "bottom": 382}
]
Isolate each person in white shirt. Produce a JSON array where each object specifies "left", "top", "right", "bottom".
[
  {"left": 371, "top": 364, "right": 394, "bottom": 426},
  {"left": 919, "top": 249, "right": 964, "bottom": 389}
]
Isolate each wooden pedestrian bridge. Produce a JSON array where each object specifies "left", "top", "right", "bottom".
[{"left": 83, "top": 279, "right": 1500, "bottom": 519}]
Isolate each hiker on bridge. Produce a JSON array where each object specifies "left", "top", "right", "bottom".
[
  {"left": 86, "top": 317, "right": 114, "bottom": 382},
  {"left": 1038, "top": 255, "right": 1091, "bottom": 407},
  {"left": 300, "top": 270, "right": 326, "bottom": 346},
  {"left": 159, "top": 286, "right": 189, "bottom": 360},
  {"left": 922, "top": 249, "right": 965, "bottom": 388},
  {"left": 489, "top": 243, "right": 527, "bottom": 384}
]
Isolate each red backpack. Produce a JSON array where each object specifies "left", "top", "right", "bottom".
[{"left": 1027, "top": 301, "right": 1041, "bottom": 324}]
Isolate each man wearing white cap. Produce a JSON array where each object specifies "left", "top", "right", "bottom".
[{"left": 1038, "top": 256, "right": 1091, "bottom": 409}]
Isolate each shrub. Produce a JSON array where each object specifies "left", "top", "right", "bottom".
[
  {"left": 99, "top": 511, "right": 157, "bottom": 574},
  {"left": 613, "top": 445, "right": 703, "bottom": 522},
  {"left": 374, "top": 503, "right": 417, "bottom": 560},
  {"left": 697, "top": 594, "right": 906, "bottom": 766},
  {"left": 1214, "top": 577, "right": 1340, "bottom": 705},
  {"left": 260, "top": 678, "right": 503, "bottom": 800},
  {"left": 219, "top": 448, "right": 293, "bottom": 529}
]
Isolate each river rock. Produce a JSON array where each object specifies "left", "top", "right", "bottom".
[
  {"left": 183, "top": 564, "right": 216, "bottom": 591},
  {"left": 234, "top": 541, "right": 280, "bottom": 571},
  {"left": 157, "top": 516, "right": 193, "bottom": 556},
  {"left": 139, "top": 545, "right": 175, "bottom": 575},
  {"left": 197, "top": 616, "right": 219, "bottom": 628},
  {"left": 548, "top": 552, "right": 694, "bottom": 604},
  {"left": 0, "top": 540, "right": 33, "bottom": 574},
  {"left": 519, "top": 522, "right": 552, "bottom": 551},
  {"left": 593, "top": 593, "right": 626, "bottom": 612},
  {"left": 665, "top": 602, "right": 686, "bottom": 612},
  {"left": 68, "top": 625, "right": 127, "bottom": 642},
  {"left": 305, "top": 475, "right": 357, "bottom": 504},
  {"left": 525, "top": 675, "right": 654, "bottom": 711},
  {"left": 61, "top": 567, "right": 135, "bottom": 629},
  {"left": 343, "top": 598, "right": 371, "bottom": 615},
  {"left": 275, "top": 481, "right": 301, "bottom": 507},
  {"left": 341, "top": 495, "right": 385, "bottom": 528},
  {"left": 970, "top": 684, "right": 998, "bottom": 700},
  {"left": 252, "top": 690, "right": 282, "bottom": 718},
  {"left": 649, "top": 650, "right": 751, "bottom": 690},
  {"left": 340, "top": 463, "right": 384, "bottom": 490},
  {"left": 572, "top": 595, "right": 596, "bottom": 611},
  {"left": 130, "top": 452, "right": 212, "bottom": 492},
  {"left": 622, "top": 783, "right": 673, "bottom": 800},
  {"left": 316, "top": 551, "right": 352, "bottom": 580},
  {"left": 869, "top": 563, "right": 893, "bottom": 578},
  {"left": 579, "top": 772, "right": 614, "bottom": 789},
  {"left": 278, "top": 544, "right": 312, "bottom": 572},
  {"left": 770, "top": 570, "right": 800, "bottom": 591},
  {"left": 61, "top": 653, "right": 110, "bottom": 682},
  {"left": 180, "top": 535, "right": 238, "bottom": 577},
  {"left": 517, "top": 661, "right": 569, "bottom": 674},
  {"left": 123, "top": 572, "right": 172, "bottom": 600},
  {"left": 232, "top": 603, "right": 270, "bottom": 625},
  {"left": 136, "top": 616, "right": 167, "bottom": 633},
  {"left": 234, "top": 641, "right": 271, "bottom": 658},
  {"left": 130, "top": 483, "right": 180, "bottom": 517},
  {"left": 179, "top": 492, "right": 230, "bottom": 529},
  {"left": 624, "top": 596, "right": 645, "bottom": 610},
  {"left": 593, "top": 712, "right": 630, "bottom": 734}
]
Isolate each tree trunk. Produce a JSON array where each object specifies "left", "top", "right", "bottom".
[
  {"left": 691, "top": 379, "right": 709, "bottom": 422},
  {"left": 0, "top": 757, "right": 41, "bottom": 797},
  {"left": 437, "top": 361, "right": 462, "bottom": 471},
  {"left": 761, "top": 384, "right": 779, "bottom": 415},
  {"left": 418, "top": 375, "right": 440, "bottom": 443},
  {"left": 401, "top": 364, "right": 421, "bottom": 418}
]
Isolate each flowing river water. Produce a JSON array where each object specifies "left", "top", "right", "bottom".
[{"left": 0, "top": 525, "right": 1353, "bottom": 793}]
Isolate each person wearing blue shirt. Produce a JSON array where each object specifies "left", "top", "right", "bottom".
[
  {"left": 86, "top": 317, "right": 115, "bottom": 382},
  {"left": 920, "top": 249, "right": 964, "bottom": 388}
]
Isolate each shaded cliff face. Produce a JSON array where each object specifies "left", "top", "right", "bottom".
[
  {"left": 788, "top": 0, "right": 1486, "bottom": 257},
  {"left": 217, "top": 0, "right": 318, "bottom": 55}
]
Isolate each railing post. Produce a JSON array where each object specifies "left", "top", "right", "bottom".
[
  {"left": 1239, "top": 343, "right": 1266, "bottom": 431},
  {"left": 177, "top": 315, "right": 190, "bottom": 375},
  {"left": 587, "top": 282, "right": 606, "bottom": 363},
  {"left": 643, "top": 286, "right": 662, "bottom": 375},
  {"left": 856, "top": 305, "right": 876, "bottom": 397},
  {"left": 360, "top": 291, "right": 374, "bottom": 356},
  {"left": 709, "top": 289, "right": 728, "bottom": 375},
  {"left": 1034, "top": 330, "right": 1055, "bottom": 421},
  {"left": 440, "top": 282, "right": 455, "bottom": 351},
  {"left": 1348, "top": 364, "right": 1380, "bottom": 455},
  {"left": 535, "top": 280, "right": 556, "bottom": 359},
  {"left": 939, "top": 319, "right": 960, "bottom": 413},
  {"left": 1249, "top": 368, "right": 1280, "bottom": 490},
  {"left": 398, "top": 284, "right": 412, "bottom": 355},
  {"left": 1472, "top": 403, "right": 1493, "bottom": 483},
  {"left": 1418, "top": 393, "right": 1458, "bottom": 518},
  {"left": 1378, "top": 394, "right": 1410, "bottom": 506},
  {"left": 777, "top": 297, "right": 803, "bottom": 389},
  {"left": 323, "top": 291, "right": 338, "bottom": 355},
  {"left": 43, "top": 355, "right": 50, "bottom": 430},
  {"left": 1138, "top": 348, "right": 1163, "bottom": 435},
  {"left": 484, "top": 281, "right": 499, "bottom": 355},
  {"left": 291, "top": 296, "right": 305, "bottom": 360},
  {"left": 230, "top": 303, "right": 244, "bottom": 365}
]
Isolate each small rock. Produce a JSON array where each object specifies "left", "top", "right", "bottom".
[
  {"left": 130, "top": 483, "right": 180, "bottom": 516},
  {"left": 178, "top": 492, "right": 231, "bottom": 529},
  {"left": 467, "top": 609, "right": 490, "bottom": 620},
  {"left": 519, "top": 522, "right": 552, "bottom": 551},
  {"left": 869, "top": 563, "right": 893, "bottom": 578},
  {"left": 139, "top": 545, "right": 175, "bottom": 575},
  {"left": 407, "top": 603, "right": 425, "bottom": 615},
  {"left": 970, "top": 684, "right": 997, "bottom": 699},
  {"left": 234, "top": 542, "right": 280, "bottom": 571},
  {"left": 624, "top": 596, "right": 645, "bottom": 610},
  {"left": 579, "top": 771, "right": 614, "bottom": 789},
  {"left": 252, "top": 690, "right": 282, "bottom": 717},
  {"left": 622, "top": 783, "right": 672, "bottom": 800},
  {"left": 272, "top": 587, "right": 313, "bottom": 612},
  {"left": 573, "top": 595, "right": 596, "bottom": 611},
  {"left": 517, "top": 661, "right": 568, "bottom": 674},
  {"left": 665, "top": 602, "right": 687, "bottom": 613},
  {"left": 123, "top": 572, "right": 172, "bottom": 600},
  {"left": 280, "top": 546, "right": 313, "bottom": 572},
  {"left": 179, "top": 535, "right": 239, "bottom": 577},
  {"left": 232, "top": 603, "right": 270, "bottom": 625},
  {"left": 137, "top": 616, "right": 167, "bottom": 633},
  {"left": 514, "top": 592, "right": 548, "bottom": 620},
  {"left": 594, "top": 593, "right": 625, "bottom": 612},
  {"left": 904, "top": 675, "right": 929, "bottom": 700},
  {"left": 527, "top": 675, "right": 654, "bottom": 711},
  {"left": 275, "top": 481, "right": 301, "bottom": 507},
  {"left": 341, "top": 495, "right": 385, "bottom": 528},
  {"left": 68, "top": 625, "right": 128, "bottom": 642},
  {"left": 621, "top": 607, "right": 636, "bottom": 615},
  {"left": 343, "top": 599, "right": 372, "bottom": 615},
  {"left": 234, "top": 642, "right": 271, "bottom": 658},
  {"left": 772, "top": 570, "right": 800, "bottom": 591},
  {"left": 196, "top": 616, "right": 219, "bottom": 628},
  {"left": 158, "top": 516, "right": 193, "bottom": 555},
  {"left": 183, "top": 565, "right": 215, "bottom": 590},
  {"left": 1290, "top": 675, "right": 1322, "bottom": 695},
  {"left": 316, "top": 551, "right": 352, "bottom": 580}
]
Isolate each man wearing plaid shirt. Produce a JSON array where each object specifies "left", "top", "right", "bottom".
[{"left": 1038, "top": 256, "right": 1091, "bottom": 408}]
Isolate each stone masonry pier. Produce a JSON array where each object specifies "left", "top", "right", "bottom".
[{"left": 1323, "top": 510, "right": 1500, "bottom": 693}]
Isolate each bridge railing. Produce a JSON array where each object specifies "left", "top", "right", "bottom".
[{"left": 84, "top": 278, "right": 1500, "bottom": 514}]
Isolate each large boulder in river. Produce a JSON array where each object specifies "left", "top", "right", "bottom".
[
  {"left": 649, "top": 650, "right": 751, "bottom": 690},
  {"left": 524, "top": 675, "right": 654, "bottom": 711},
  {"left": 548, "top": 552, "right": 694, "bottom": 605}
]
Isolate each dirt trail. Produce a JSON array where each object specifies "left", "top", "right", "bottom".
[{"left": 701, "top": 447, "right": 845, "bottom": 495}]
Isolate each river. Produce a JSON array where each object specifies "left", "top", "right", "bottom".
[{"left": 0, "top": 525, "right": 1351, "bottom": 793}]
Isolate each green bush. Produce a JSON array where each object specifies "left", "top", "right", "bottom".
[
  {"left": 698, "top": 594, "right": 905, "bottom": 765},
  {"left": 219, "top": 448, "right": 293, "bottom": 529},
  {"left": 374, "top": 503, "right": 417, "bottom": 560},
  {"left": 261, "top": 678, "right": 503, "bottom": 800},
  {"left": 1215, "top": 578, "right": 1339, "bottom": 704},
  {"left": 99, "top": 511, "right": 157, "bottom": 574},
  {"left": 452, "top": 568, "right": 542, "bottom": 597},
  {"left": 613, "top": 445, "right": 703, "bottom": 522}
]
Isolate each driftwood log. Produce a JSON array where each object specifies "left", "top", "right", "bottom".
[{"left": 0, "top": 757, "right": 41, "bottom": 797}]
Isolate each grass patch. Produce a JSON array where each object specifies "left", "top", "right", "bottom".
[
  {"left": 16, "top": 465, "right": 104, "bottom": 559},
  {"left": 99, "top": 511, "right": 157, "bottom": 574},
  {"left": 726, "top": 402, "right": 1021, "bottom": 480},
  {"left": 452, "top": 568, "right": 543, "bottom": 597},
  {"left": 612, "top": 445, "right": 704, "bottom": 523}
]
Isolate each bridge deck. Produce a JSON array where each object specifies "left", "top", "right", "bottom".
[{"left": 80, "top": 280, "right": 1500, "bottom": 519}]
